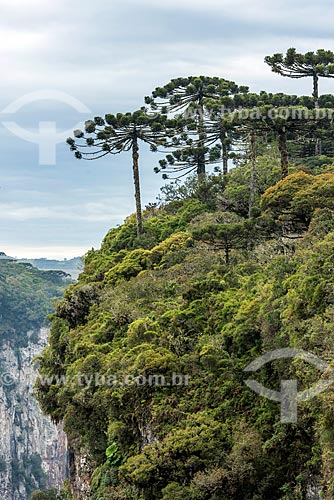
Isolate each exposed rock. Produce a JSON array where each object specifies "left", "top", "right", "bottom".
[
  {"left": 306, "top": 483, "right": 322, "bottom": 499},
  {"left": 138, "top": 419, "right": 158, "bottom": 448},
  {"left": 0, "top": 327, "right": 67, "bottom": 500},
  {"left": 69, "top": 442, "right": 95, "bottom": 500}
]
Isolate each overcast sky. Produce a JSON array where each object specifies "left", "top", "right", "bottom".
[{"left": 1, "top": 0, "right": 333, "bottom": 258}]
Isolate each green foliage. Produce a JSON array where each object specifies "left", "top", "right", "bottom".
[
  {"left": 146, "top": 76, "right": 248, "bottom": 178},
  {"left": 37, "top": 152, "right": 334, "bottom": 500},
  {"left": 191, "top": 211, "right": 256, "bottom": 264},
  {"left": 223, "top": 152, "right": 282, "bottom": 216},
  {"left": 67, "top": 110, "right": 177, "bottom": 235},
  {"left": 158, "top": 173, "right": 226, "bottom": 207},
  {"left": 31, "top": 484, "right": 73, "bottom": 500},
  {"left": 106, "top": 442, "right": 123, "bottom": 467},
  {"left": 145, "top": 75, "right": 247, "bottom": 112},
  {"left": 0, "top": 260, "right": 68, "bottom": 347},
  {"left": 31, "top": 490, "right": 58, "bottom": 500},
  {"left": 261, "top": 171, "right": 334, "bottom": 236},
  {"left": 265, "top": 48, "right": 334, "bottom": 101}
]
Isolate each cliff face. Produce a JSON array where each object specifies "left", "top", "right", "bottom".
[
  {"left": 68, "top": 444, "right": 95, "bottom": 500},
  {"left": 0, "top": 327, "right": 67, "bottom": 500}
]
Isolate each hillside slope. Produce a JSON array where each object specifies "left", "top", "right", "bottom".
[
  {"left": 0, "top": 260, "right": 69, "bottom": 499},
  {"left": 36, "top": 169, "right": 334, "bottom": 500}
]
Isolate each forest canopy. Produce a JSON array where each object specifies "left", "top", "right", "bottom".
[{"left": 37, "top": 48, "right": 334, "bottom": 500}]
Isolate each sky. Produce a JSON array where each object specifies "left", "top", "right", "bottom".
[{"left": 1, "top": 0, "right": 334, "bottom": 258}]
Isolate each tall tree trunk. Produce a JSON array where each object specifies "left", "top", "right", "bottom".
[
  {"left": 221, "top": 130, "right": 229, "bottom": 175},
  {"left": 313, "top": 73, "right": 319, "bottom": 108},
  {"left": 248, "top": 131, "right": 257, "bottom": 218},
  {"left": 313, "top": 74, "right": 322, "bottom": 154},
  {"left": 132, "top": 135, "right": 143, "bottom": 236},
  {"left": 315, "top": 137, "right": 322, "bottom": 156},
  {"left": 225, "top": 240, "right": 230, "bottom": 265},
  {"left": 278, "top": 129, "right": 289, "bottom": 179},
  {"left": 197, "top": 101, "right": 206, "bottom": 180}
]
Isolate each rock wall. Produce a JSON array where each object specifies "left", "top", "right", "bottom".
[
  {"left": 68, "top": 443, "right": 95, "bottom": 500},
  {"left": 0, "top": 327, "right": 68, "bottom": 500}
]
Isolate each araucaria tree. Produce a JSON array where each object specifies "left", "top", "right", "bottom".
[
  {"left": 67, "top": 110, "right": 173, "bottom": 236},
  {"left": 145, "top": 76, "right": 248, "bottom": 178},
  {"left": 265, "top": 48, "right": 334, "bottom": 107},
  {"left": 229, "top": 104, "right": 333, "bottom": 179},
  {"left": 156, "top": 139, "right": 223, "bottom": 180}
]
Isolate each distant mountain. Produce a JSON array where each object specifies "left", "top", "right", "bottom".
[
  {"left": 0, "top": 252, "right": 15, "bottom": 260},
  {"left": 18, "top": 257, "right": 83, "bottom": 279},
  {"left": 0, "top": 258, "right": 68, "bottom": 498},
  {"left": 0, "top": 253, "right": 83, "bottom": 279}
]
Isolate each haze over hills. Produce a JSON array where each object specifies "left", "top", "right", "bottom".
[{"left": 0, "top": 252, "right": 82, "bottom": 280}]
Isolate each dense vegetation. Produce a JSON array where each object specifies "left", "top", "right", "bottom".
[
  {"left": 0, "top": 259, "right": 69, "bottom": 346},
  {"left": 35, "top": 49, "right": 334, "bottom": 499},
  {"left": 35, "top": 161, "right": 334, "bottom": 499}
]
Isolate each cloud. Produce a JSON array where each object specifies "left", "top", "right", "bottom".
[
  {"left": 133, "top": 0, "right": 334, "bottom": 25},
  {"left": 0, "top": 0, "right": 332, "bottom": 106},
  {"left": 0, "top": 201, "right": 127, "bottom": 222},
  {"left": 2, "top": 244, "right": 88, "bottom": 260},
  {"left": 1, "top": 0, "right": 334, "bottom": 257}
]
